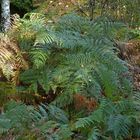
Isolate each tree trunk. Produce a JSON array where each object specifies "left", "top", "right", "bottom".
[
  {"left": 88, "top": 0, "right": 96, "bottom": 20},
  {"left": 1, "top": 0, "right": 10, "bottom": 32}
]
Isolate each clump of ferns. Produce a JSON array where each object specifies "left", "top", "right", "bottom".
[
  {"left": 0, "top": 101, "right": 72, "bottom": 140},
  {"left": 72, "top": 95, "right": 140, "bottom": 140},
  {"left": 0, "top": 97, "right": 139, "bottom": 140},
  {"left": 9, "top": 13, "right": 53, "bottom": 51},
  {"left": 0, "top": 12, "right": 139, "bottom": 140},
  {"left": 8, "top": 12, "right": 135, "bottom": 115},
  {"left": 17, "top": 13, "right": 133, "bottom": 102},
  {"left": 0, "top": 33, "right": 29, "bottom": 107}
]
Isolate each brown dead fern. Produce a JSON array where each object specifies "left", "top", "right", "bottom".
[{"left": 0, "top": 33, "right": 28, "bottom": 85}]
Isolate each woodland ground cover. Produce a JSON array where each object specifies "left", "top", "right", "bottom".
[{"left": 0, "top": 0, "right": 140, "bottom": 139}]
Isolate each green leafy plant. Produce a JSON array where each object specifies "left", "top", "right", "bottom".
[
  {"left": 0, "top": 96, "right": 139, "bottom": 140},
  {"left": 0, "top": 101, "right": 72, "bottom": 140},
  {"left": 11, "top": 0, "right": 33, "bottom": 12},
  {"left": 74, "top": 97, "right": 140, "bottom": 139},
  {"left": 14, "top": 13, "right": 132, "bottom": 102},
  {"left": 0, "top": 11, "right": 139, "bottom": 140}
]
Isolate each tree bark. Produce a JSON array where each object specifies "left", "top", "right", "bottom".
[{"left": 1, "top": 0, "right": 10, "bottom": 32}]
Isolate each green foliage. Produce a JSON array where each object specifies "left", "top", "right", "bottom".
[
  {"left": 129, "top": 28, "right": 140, "bottom": 39},
  {"left": 0, "top": 10, "right": 139, "bottom": 139},
  {"left": 9, "top": 13, "right": 138, "bottom": 139},
  {"left": 74, "top": 98, "right": 139, "bottom": 139},
  {"left": 0, "top": 101, "right": 72, "bottom": 140},
  {"left": 0, "top": 82, "right": 16, "bottom": 106},
  {"left": 0, "top": 101, "right": 34, "bottom": 139},
  {"left": 83, "top": 0, "right": 140, "bottom": 27},
  {"left": 0, "top": 97, "right": 139, "bottom": 140},
  {"left": 11, "top": 0, "right": 33, "bottom": 12},
  {"left": 88, "top": 127, "right": 101, "bottom": 140},
  {"left": 10, "top": 13, "right": 132, "bottom": 103}
]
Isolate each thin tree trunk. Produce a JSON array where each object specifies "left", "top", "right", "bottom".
[
  {"left": 1, "top": 0, "right": 10, "bottom": 32},
  {"left": 89, "top": 0, "right": 96, "bottom": 20}
]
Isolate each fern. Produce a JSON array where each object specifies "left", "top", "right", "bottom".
[
  {"left": 75, "top": 116, "right": 94, "bottom": 129},
  {"left": 1, "top": 12, "right": 139, "bottom": 139},
  {"left": 0, "top": 101, "right": 72, "bottom": 139},
  {"left": 10, "top": 13, "right": 55, "bottom": 50},
  {"left": 73, "top": 97, "right": 140, "bottom": 139},
  {"left": 0, "top": 33, "right": 27, "bottom": 83},
  {"left": 8, "top": 13, "right": 132, "bottom": 104},
  {"left": 0, "top": 82, "right": 17, "bottom": 106},
  {"left": 30, "top": 48, "right": 49, "bottom": 69},
  {"left": 108, "top": 114, "right": 132, "bottom": 139},
  {"left": 31, "top": 104, "right": 72, "bottom": 139},
  {"left": 1, "top": 99, "right": 138, "bottom": 139},
  {"left": 88, "top": 127, "right": 102, "bottom": 140},
  {"left": 0, "top": 118, "right": 11, "bottom": 134}
]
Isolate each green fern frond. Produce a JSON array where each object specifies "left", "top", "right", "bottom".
[
  {"left": 88, "top": 127, "right": 101, "bottom": 140},
  {"left": 30, "top": 48, "right": 49, "bottom": 69},
  {"left": 0, "top": 118, "right": 11, "bottom": 135},
  {"left": 108, "top": 114, "right": 132, "bottom": 139},
  {"left": 133, "top": 92, "right": 140, "bottom": 110},
  {"left": 75, "top": 116, "right": 94, "bottom": 129}
]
